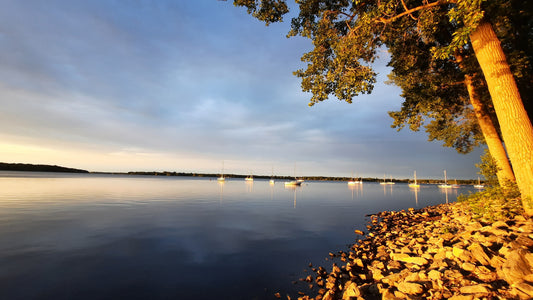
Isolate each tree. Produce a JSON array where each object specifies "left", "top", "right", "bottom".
[
  {"left": 232, "top": 0, "right": 533, "bottom": 215},
  {"left": 385, "top": 10, "right": 516, "bottom": 186}
]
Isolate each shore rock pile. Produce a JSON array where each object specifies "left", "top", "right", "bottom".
[{"left": 290, "top": 202, "right": 533, "bottom": 300}]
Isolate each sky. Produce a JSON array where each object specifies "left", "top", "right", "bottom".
[{"left": 0, "top": 0, "right": 485, "bottom": 179}]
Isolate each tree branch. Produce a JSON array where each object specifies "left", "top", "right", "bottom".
[{"left": 379, "top": 0, "right": 455, "bottom": 24}]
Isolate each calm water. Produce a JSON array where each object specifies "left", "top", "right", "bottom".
[{"left": 0, "top": 172, "right": 474, "bottom": 299}]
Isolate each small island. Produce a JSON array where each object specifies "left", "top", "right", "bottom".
[{"left": 0, "top": 162, "right": 89, "bottom": 173}]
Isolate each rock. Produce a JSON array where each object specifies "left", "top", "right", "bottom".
[
  {"left": 459, "top": 284, "right": 491, "bottom": 294},
  {"left": 499, "top": 249, "right": 533, "bottom": 285},
  {"left": 461, "top": 262, "right": 476, "bottom": 272},
  {"left": 321, "top": 290, "right": 335, "bottom": 300},
  {"left": 428, "top": 270, "right": 442, "bottom": 281},
  {"left": 381, "top": 289, "right": 402, "bottom": 300},
  {"left": 342, "top": 281, "right": 361, "bottom": 300},
  {"left": 514, "top": 282, "right": 533, "bottom": 298},
  {"left": 396, "top": 282, "right": 424, "bottom": 295},
  {"left": 474, "top": 266, "right": 497, "bottom": 282},
  {"left": 396, "top": 256, "right": 429, "bottom": 266},
  {"left": 448, "top": 295, "right": 474, "bottom": 300},
  {"left": 467, "top": 243, "right": 491, "bottom": 266}
]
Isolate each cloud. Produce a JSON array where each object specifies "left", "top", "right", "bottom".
[{"left": 0, "top": 1, "right": 484, "bottom": 178}]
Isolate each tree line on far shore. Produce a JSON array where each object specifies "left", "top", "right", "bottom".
[{"left": 0, "top": 162, "right": 89, "bottom": 173}]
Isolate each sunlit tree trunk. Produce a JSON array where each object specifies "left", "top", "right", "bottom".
[
  {"left": 470, "top": 21, "right": 533, "bottom": 216},
  {"left": 458, "top": 61, "right": 515, "bottom": 185}
]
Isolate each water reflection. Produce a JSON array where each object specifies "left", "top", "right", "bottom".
[
  {"left": 285, "top": 185, "right": 301, "bottom": 208},
  {"left": 410, "top": 186, "right": 420, "bottom": 207},
  {"left": 382, "top": 182, "right": 394, "bottom": 196},
  {"left": 348, "top": 182, "right": 363, "bottom": 200}
]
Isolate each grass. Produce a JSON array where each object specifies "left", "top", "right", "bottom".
[{"left": 457, "top": 181, "right": 523, "bottom": 222}]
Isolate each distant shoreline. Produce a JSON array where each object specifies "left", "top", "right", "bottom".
[
  {"left": 0, "top": 162, "right": 484, "bottom": 185},
  {"left": 0, "top": 162, "right": 89, "bottom": 173}
]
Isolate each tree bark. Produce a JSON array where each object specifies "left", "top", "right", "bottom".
[
  {"left": 470, "top": 21, "right": 533, "bottom": 216},
  {"left": 460, "top": 67, "right": 515, "bottom": 184}
]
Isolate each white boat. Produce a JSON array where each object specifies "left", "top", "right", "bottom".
[
  {"left": 379, "top": 174, "right": 387, "bottom": 185},
  {"left": 285, "top": 179, "right": 304, "bottom": 186},
  {"left": 438, "top": 170, "right": 452, "bottom": 188},
  {"left": 474, "top": 177, "right": 485, "bottom": 189},
  {"left": 386, "top": 175, "right": 395, "bottom": 185},
  {"left": 285, "top": 164, "right": 303, "bottom": 186},
  {"left": 217, "top": 161, "right": 225, "bottom": 182},
  {"left": 269, "top": 166, "right": 275, "bottom": 185},
  {"left": 451, "top": 179, "right": 460, "bottom": 188},
  {"left": 408, "top": 171, "right": 420, "bottom": 188},
  {"left": 347, "top": 172, "right": 361, "bottom": 185}
]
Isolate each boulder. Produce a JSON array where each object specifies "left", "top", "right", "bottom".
[
  {"left": 396, "top": 282, "right": 424, "bottom": 295},
  {"left": 499, "top": 249, "right": 533, "bottom": 285}
]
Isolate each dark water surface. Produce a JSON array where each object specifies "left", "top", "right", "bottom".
[{"left": 0, "top": 172, "right": 474, "bottom": 299}]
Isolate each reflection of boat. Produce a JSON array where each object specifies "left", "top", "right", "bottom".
[
  {"left": 217, "top": 161, "right": 226, "bottom": 182},
  {"left": 408, "top": 171, "right": 420, "bottom": 188},
  {"left": 474, "top": 177, "right": 485, "bottom": 189},
  {"left": 438, "top": 170, "right": 452, "bottom": 188}
]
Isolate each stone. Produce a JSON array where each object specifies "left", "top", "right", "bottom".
[
  {"left": 381, "top": 289, "right": 402, "bottom": 300},
  {"left": 448, "top": 295, "right": 474, "bottom": 300},
  {"left": 321, "top": 290, "right": 335, "bottom": 300},
  {"left": 490, "top": 255, "right": 505, "bottom": 269},
  {"left": 467, "top": 242, "right": 491, "bottom": 266},
  {"left": 461, "top": 262, "right": 476, "bottom": 272},
  {"left": 396, "top": 256, "right": 429, "bottom": 266},
  {"left": 342, "top": 281, "right": 361, "bottom": 300},
  {"left": 428, "top": 270, "right": 442, "bottom": 281},
  {"left": 474, "top": 266, "right": 497, "bottom": 282},
  {"left": 390, "top": 252, "right": 411, "bottom": 261},
  {"left": 459, "top": 284, "right": 491, "bottom": 294},
  {"left": 396, "top": 282, "right": 424, "bottom": 295},
  {"left": 514, "top": 282, "right": 533, "bottom": 298},
  {"left": 499, "top": 249, "right": 533, "bottom": 285}
]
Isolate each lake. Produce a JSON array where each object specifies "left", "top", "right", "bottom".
[{"left": 0, "top": 172, "right": 475, "bottom": 299}]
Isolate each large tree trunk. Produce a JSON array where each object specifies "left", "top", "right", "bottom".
[
  {"left": 470, "top": 21, "right": 533, "bottom": 216},
  {"left": 462, "top": 70, "right": 515, "bottom": 185}
]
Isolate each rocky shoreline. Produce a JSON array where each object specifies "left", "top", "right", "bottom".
[{"left": 286, "top": 201, "right": 533, "bottom": 300}]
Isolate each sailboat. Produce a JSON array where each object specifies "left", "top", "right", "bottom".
[
  {"left": 438, "top": 170, "right": 452, "bottom": 188},
  {"left": 217, "top": 161, "right": 226, "bottom": 182},
  {"left": 474, "top": 177, "right": 485, "bottom": 189},
  {"left": 408, "top": 171, "right": 420, "bottom": 188},
  {"left": 269, "top": 166, "right": 275, "bottom": 185},
  {"left": 245, "top": 171, "right": 254, "bottom": 182},
  {"left": 386, "top": 175, "right": 395, "bottom": 185},
  {"left": 451, "top": 179, "right": 460, "bottom": 188},
  {"left": 347, "top": 172, "right": 360, "bottom": 185},
  {"left": 379, "top": 174, "right": 387, "bottom": 185},
  {"left": 285, "top": 164, "right": 304, "bottom": 186}
]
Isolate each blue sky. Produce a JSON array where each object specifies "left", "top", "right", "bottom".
[{"left": 0, "top": 0, "right": 484, "bottom": 179}]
